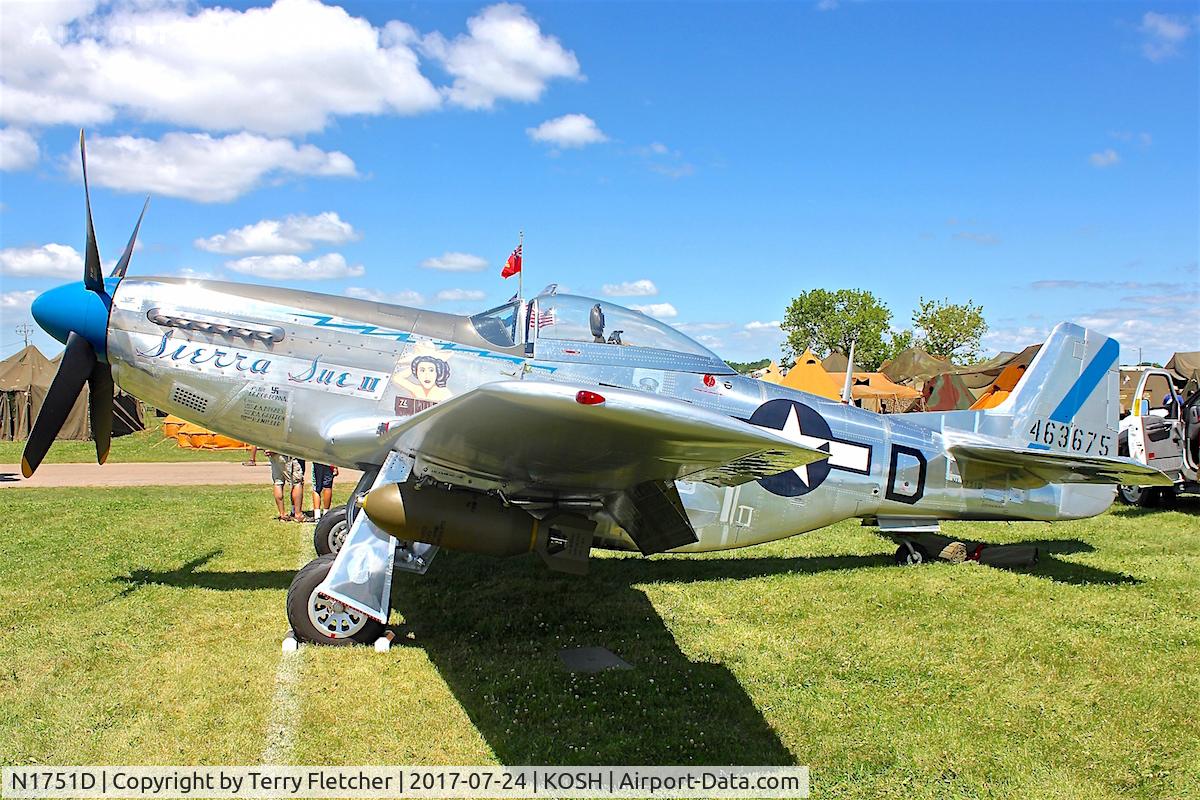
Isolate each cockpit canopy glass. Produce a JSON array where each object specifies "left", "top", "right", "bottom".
[
  {"left": 470, "top": 301, "right": 519, "bottom": 348},
  {"left": 533, "top": 295, "right": 723, "bottom": 360}
]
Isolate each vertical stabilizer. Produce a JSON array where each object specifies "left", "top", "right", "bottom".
[{"left": 997, "top": 323, "right": 1120, "bottom": 451}]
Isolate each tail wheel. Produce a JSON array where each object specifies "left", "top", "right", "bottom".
[
  {"left": 313, "top": 505, "right": 349, "bottom": 556},
  {"left": 894, "top": 541, "right": 929, "bottom": 566},
  {"left": 1117, "top": 485, "right": 1144, "bottom": 505},
  {"left": 286, "top": 555, "right": 384, "bottom": 646}
]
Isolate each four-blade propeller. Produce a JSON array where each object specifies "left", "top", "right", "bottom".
[{"left": 21, "top": 131, "right": 149, "bottom": 478}]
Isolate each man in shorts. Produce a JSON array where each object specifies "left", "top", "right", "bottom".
[
  {"left": 267, "top": 451, "right": 306, "bottom": 522},
  {"left": 311, "top": 463, "right": 338, "bottom": 521}
]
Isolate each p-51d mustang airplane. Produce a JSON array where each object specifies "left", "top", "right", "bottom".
[{"left": 23, "top": 134, "right": 1169, "bottom": 645}]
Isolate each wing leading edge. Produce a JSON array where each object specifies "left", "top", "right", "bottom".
[{"left": 384, "top": 379, "right": 829, "bottom": 496}]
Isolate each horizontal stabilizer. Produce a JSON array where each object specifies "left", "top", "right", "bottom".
[{"left": 950, "top": 443, "right": 1173, "bottom": 490}]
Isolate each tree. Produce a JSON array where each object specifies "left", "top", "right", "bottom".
[
  {"left": 781, "top": 289, "right": 893, "bottom": 370},
  {"left": 726, "top": 358, "right": 771, "bottom": 374},
  {"left": 882, "top": 329, "right": 916, "bottom": 363},
  {"left": 912, "top": 297, "right": 988, "bottom": 361}
]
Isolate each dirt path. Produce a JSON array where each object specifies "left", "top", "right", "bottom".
[{"left": 0, "top": 462, "right": 364, "bottom": 488}]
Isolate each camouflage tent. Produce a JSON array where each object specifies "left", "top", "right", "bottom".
[
  {"left": 882, "top": 347, "right": 954, "bottom": 386},
  {"left": 954, "top": 344, "right": 1041, "bottom": 389},
  {"left": 922, "top": 372, "right": 975, "bottom": 411}
]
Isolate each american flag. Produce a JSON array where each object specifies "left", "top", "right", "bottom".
[{"left": 535, "top": 308, "right": 556, "bottom": 329}]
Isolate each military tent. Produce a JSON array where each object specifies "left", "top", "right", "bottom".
[
  {"left": 822, "top": 351, "right": 849, "bottom": 373},
  {"left": 955, "top": 344, "right": 1041, "bottom": 389},
  {"left": 1166, "top": 351, "right": 1200, "bottom": 384},
  {"left": 838, "top": 372, "right": 923, "bottom": 413},
  {"left": 0, "top": 345, "right": 144, "bottom": 441},
  {"left": 882, "top": 347, "right": 954, "bottom": 386},
  {"left": 780, "top": 349, "right": 841, "bottom": 399},
  {"left": 922, "top": 372, "right": 975, "bottom": 411},
  {"left": 754, "top": 361, "right": 785, "bottom": 384}
]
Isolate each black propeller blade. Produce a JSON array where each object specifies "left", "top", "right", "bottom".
[
  {"left": 21, "top": 130, "right": 151, "bottom": 477},
  {"left": 88, "top": 362, "right": 115, "bottom": 465},
  {"left": 80, "top": 130, "right": 105, "bottom": 294},
  {"left": 111, "top": 195, "right": 150, "bottom": 278},
  {"left": 21, "top": 334, "right": 96, "bottom": 477}
]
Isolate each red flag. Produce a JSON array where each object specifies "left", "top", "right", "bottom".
[{"left": 501, "top": 244, "right": 522, "bottom": 278}]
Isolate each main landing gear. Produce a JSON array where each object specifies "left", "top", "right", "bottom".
[{"left": 286, "top": 555, "right": 384, "bottom": 646}]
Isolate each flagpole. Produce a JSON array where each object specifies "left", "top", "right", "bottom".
[{"left": 518, "top": 229, "right": 524, "bottom": 303}]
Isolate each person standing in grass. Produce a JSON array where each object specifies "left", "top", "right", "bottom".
[
  {"left": 267, "top": 451, "right": 306, "bottom": 522},
  {"left": 312, "top": 463, "right": 338, "bottom": 521}
]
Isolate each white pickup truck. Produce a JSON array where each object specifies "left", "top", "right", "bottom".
[{"left": 1116, "top": 367, "right": 1200, "bottom": 506}]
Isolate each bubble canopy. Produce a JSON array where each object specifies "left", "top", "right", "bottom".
[{"left": 533, "top": 295, "right": 722, "bottom": 360}]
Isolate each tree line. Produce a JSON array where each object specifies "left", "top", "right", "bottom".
[{"left": 778, "top": 289, "right": 988, "bottom": 372}]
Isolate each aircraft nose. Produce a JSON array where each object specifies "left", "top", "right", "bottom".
[{"left": 30, "top": 280, "right": 114, "bottom": 361}]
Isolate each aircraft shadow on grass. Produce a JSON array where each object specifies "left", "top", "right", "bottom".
[{"left": 112, "top": 536, "right": 1139, "bottom": 764}]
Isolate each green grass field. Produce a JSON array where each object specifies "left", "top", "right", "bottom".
[
  {"left": 0, "top": 486, "right": 1197, "bottom": 798},
  {"left": 0, "top": 414, "right": 246, "bottom": 464}
]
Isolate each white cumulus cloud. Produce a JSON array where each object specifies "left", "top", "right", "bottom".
[
  {"left": 195, "top": 212, "right": 359, "bottom": 255},
  {"left": 527, "top": 113, "right": 607, "bottom": 149},
  {"left": 0, "top": 127, "right": 39, "bottom": 170},
  {"left": 0, "top": 0, "right": 441, "bottom": 135},
  {"left": 436, "top": 288, "right": 487, "bottom": 302},
  {"left": 225, "top": 252, "right": 363, "bottom": 280},
  {"left": 743, "top": 320, "right": 781, "bottom": 331},
  {"left": 421, "top": 251, "right": 489, "bottom": 271},
  {"left": 422, "top": 3, "right": 582, "bottom": 110},
  {"left": 631, "top": 302, "right": 678, "bottom": 319},
  {"left": 1089, "top": 148, "right": 1120, "bottom": 168},
  {"left": 602, "top": 279, "right": 658, "bottom": 297},
  {"left": 74, "top": 132, "right": 356, "bottom": 203},
  {"left": 1, "top": 290, "right": 38, "bottom": 311},
  {"left": 0, "top": 243, "right": 83, "bottom": 278},
  {"left": 1139, "top": 12, "right": 1194, "bottom": 62}
]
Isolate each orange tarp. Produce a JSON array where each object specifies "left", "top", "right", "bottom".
[{"left": 162, "top": 415, "right": 248, "bottom": 450}]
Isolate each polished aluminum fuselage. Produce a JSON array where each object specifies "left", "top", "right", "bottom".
[{"left": 107, "top": 278, "right": 1113, "bottom": 553}]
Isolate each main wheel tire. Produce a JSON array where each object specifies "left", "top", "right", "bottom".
[
  {"left": 1137, "top": 487, "right": 1163, "bottom": 508},
  {"left": 894, "top": 541, "right": 929, "bottom": 566},
  {"left": 313, "top": 505, "right": 349, "bottom": 556},
  {"left": 1117, "top": 485, "right": 1144, "bottom": 505},
  {"left": 286, "top": 555, "right": 384, "bottom": 646}
]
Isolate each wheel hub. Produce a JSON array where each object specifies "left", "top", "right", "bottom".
[{"left": 308, "top": 590, "right": 367, "bottom": 638}]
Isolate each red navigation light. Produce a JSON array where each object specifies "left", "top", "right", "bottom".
[{"left": 576, "top": 390, "right": 606, "bottom": 406}]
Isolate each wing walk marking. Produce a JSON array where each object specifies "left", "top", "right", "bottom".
[{"left": 1048, "top": 337, "right": 1119, "bottom": 423}]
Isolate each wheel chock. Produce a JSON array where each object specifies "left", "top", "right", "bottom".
[
  {"left": 281, "top": 629, "right": 300, "bottom": 654},
  {"left": 374, "top": 630, "right": 396, "bottom": 653}
]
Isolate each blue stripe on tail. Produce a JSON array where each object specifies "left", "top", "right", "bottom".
[{"left": 1048, "top": 337, "right": 1119, "bottom": 424}]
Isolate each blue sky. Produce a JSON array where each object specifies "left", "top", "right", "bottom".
[{"left": 1, "top": 0, "right": 1197, "bottom": 364}]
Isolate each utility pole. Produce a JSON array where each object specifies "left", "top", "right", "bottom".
[{"left": 15, "top": 323, "right": 33, "bottom": 348}]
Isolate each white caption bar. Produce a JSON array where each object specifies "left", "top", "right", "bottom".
[{"left": 3, "top": 767, "right": 808, "bottom": 799}]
